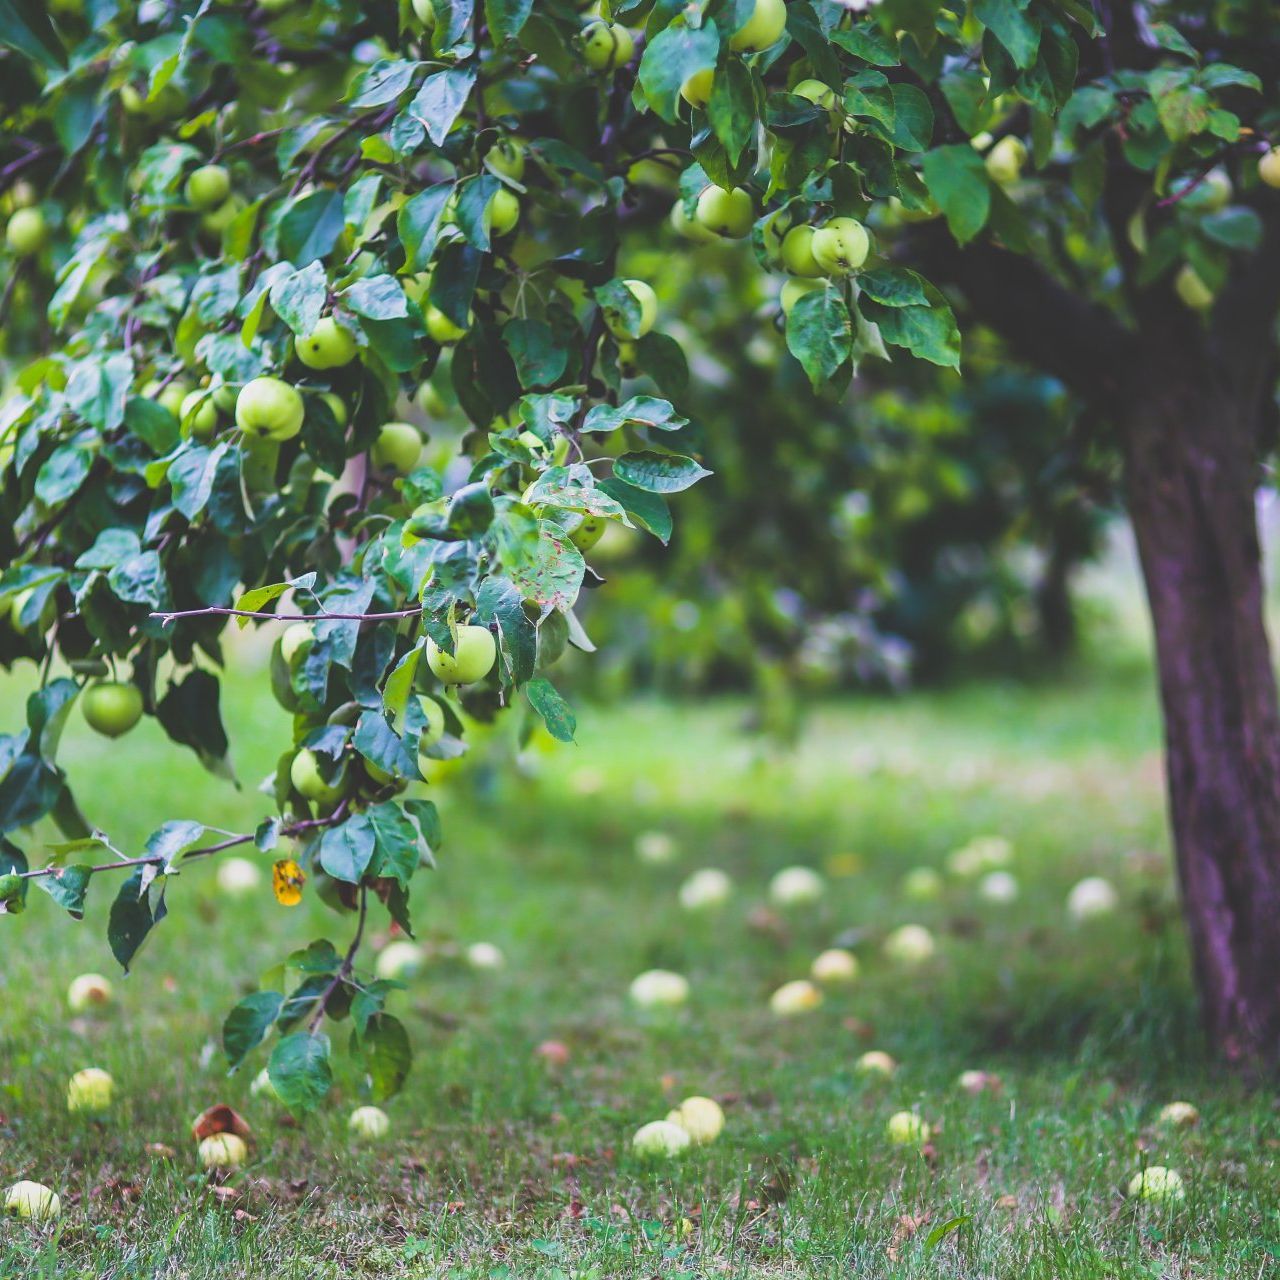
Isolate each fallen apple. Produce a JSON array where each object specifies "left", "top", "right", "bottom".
[
  {"left": 768, "top": 865, "right": 825, "bottom": 907},
  {"left": 810, "top": 948, "right": 858, "bottom": 985},
  {"left": 769, "top": 978, "right": 822, "bottom": 1016},
  {"left": 886, "top": 1110, "right": 930, "bottom": 1147},
  {"left": 629, "top": 969, "right": 690, "bottom": 1009},
  {"left": 4, "top": 1180, "right": 60, "bottom": 1221},
  {"left": 678, "top": 868, "right": 732, "bottom": 911},
  {"left": 67, "top": 972, "right": 113, "bottom": 1012},
  {"left": 67, "top": 1067, "right": 114, "bottom": 1114},
  {"left": 348, "top": 1105, "right": 390, "bottom": 1140},
  {"left": 632, "top": 1119, "right": 691, "bottom": 1159},
  {"left": 666, "top": 1095, "right": 724, "bottom": 1144}
]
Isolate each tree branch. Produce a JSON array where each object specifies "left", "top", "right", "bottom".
[
  {"left": 308, "top": 883, "right": 367, "bottom": 1033},
  {"left": 151, "top": 604, "right": 422, "bottom": 625}
]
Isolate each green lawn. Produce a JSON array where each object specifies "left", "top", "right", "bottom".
[{"left": 2, "top": 649, "right": 1277, "bottom": 1278}]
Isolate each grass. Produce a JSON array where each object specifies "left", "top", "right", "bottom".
[{"left": 2, "top": 643, "right": 1278, "bottom": 1278}]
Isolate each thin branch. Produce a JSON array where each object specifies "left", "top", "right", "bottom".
[
  {"left": 308, "top": 883, "right": 368, "bottom": 1033},
  {"left": 16, "top": 805, "right": 349, "bottom": 883},
  {"left": 151, "top": 604, "right": 423, "bottom": 625}
]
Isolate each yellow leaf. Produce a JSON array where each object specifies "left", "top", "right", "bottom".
[{"left": 273, "top": 859, "right": 305, "bottom": 907}]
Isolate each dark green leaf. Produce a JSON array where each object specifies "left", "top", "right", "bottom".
[
  {"left": 268, "top": 1031, "right": 333, "bottom": 1113},
  {"left": 223, "top": 991, "right": 285, "bottom": 1070}
]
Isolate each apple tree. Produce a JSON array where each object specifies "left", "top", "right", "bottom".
[{"left": 0, "top": 0, "right": 1276, "bottom": 1101}]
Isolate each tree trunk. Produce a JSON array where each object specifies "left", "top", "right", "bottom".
[{"left": 1123, "top": 361, "right": 1280, "bottom": 1066}]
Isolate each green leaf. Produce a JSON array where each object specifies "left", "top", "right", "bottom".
[
  {"left": 223, "top": 991, "right": 285, "bottom": 1070},
  {"left": 925, "top": 1214, "right": 973, "bottom": 1250},
  {"left": 475, "top": 576, "right": 538, "bottom": 684},
  {"left": 35, "top": 445, "right": 92, "bottom": 506},
  {"left": 405, "top": 68, "right": 476, "bottom": 147},
  {"left": 0, "top": 0, "right": 67, "bottom": 68},
  {"left": 234, "top": 572, "right": 317, "bottom": 627},
  {"left": 269, "top": 1032, "right": 333, "bottom": 1113},
  {"left": 582, "top": 396, "right": 689, "bottom": 434},
  {"left": 829, "top": 24, "right": 900, "bottom": 66},
  {"left": 975, "top": 0, "right": 1041, "bottom": 69},
  {"left": 269, "top": 261, "right": 328, "bottom": 335},
  {"left": 349, "top": 58, "right": 420, "bottom": 107},
  {"left": 526, "top": 677, "right": 576, "bottom": 742},
  {"left": 709, "top": 57, "right": 757, "bottom": 167},
  {"left": 490, "top": 510, "right": 586, "bottom": 614},
  {"left": 857, "top": 267, "right": 931, "bottom": 308},
  {"left": 367, "top": 801, "right": 424, "bottom": 887},
  {"left": 861, "top": 292, "right": 961, "bottom": 369},
  {"left": 358, "top": 1013, "right": 412, "bottom": 1102},
  {"left": 354, "top": 712, "right": 418, "bottom": 784},
  {"left": 921, "top": 144, "right": 991, "bottom": 244},
  {"left": 319, "top": 812, "right": 376, "bottom": 883},
  {"left": 1200, "top": 207, "right": 1262, "bottom": 252},
  {"left": 344, "top": 274, "right": 408, "bottom": 320},
  {"left": 785, "top": 287, "right": 852, "bottom": 389},
  {"left": 502, "top": 319, "right": 570, "bottom": 388},
  {"left": 33, "top": 864, "right": 92, "bottom": 919},
  {"left": 278, "top": 189, "right": 346, "bottom": 265},
  {"left": 612, "top": 451, "right": 712, "bottom": 494},
  {"left": 1148, "top": 21, "right": 1198, "bottom": 61},
  {"left": 598, "top": 477, "right": 672, "bottom": 544},
  {"left": 638, "top": 22, "right": 720, "bottom": 124},
  {"left": 108, "top": 869, "right": 165, "bottom": 972},
  {"left": 485, "top": 0, "right": 533, "bottom": 42}
]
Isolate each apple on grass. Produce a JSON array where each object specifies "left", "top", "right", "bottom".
[
  {"left": 296, "top": 316, "right": 357, "bottom": 370},
  {"left": 349, "top": 1106, "right": 390, "bottom": 1141},
  {"left": 235, "top": 376, "right": 304, "bottom": 441},
  {"left": 666, "top": 1095, "right": 724, "bottom": 1144},
  {"left": 856, "top": 1050, "right": 897, "bottom": 1078},
  {"left": 629, "top": 969, "right": 689, "bottom": 1009},
  {"left": 811, "top": 948, "right": 858, "bottom": 985},
  {"left": 678, "top": 868, "right": 732, "bottom": 911},
  {"left": 769, "top": 979, "right": 822, "bottom": 1016},
  {"left": 199, "top": 1133, "right": 248, "bottom": 1172},
  {"left": 1158, "top": 1101, "right": 1200, "bottom": 1128},
  {"left": 375, "top": 940, "right": 427, "bottom": 981},
  {"left": 635, "top": 830, "right": 677, "bottom": 865},
  {"left": 466, "top": 942, "right": 505, "bottom": 971},
  {"left": 1127, "top": 1165, "right": 1185, "bottom": 1206},
  {"left": 769, "top": 865, "right": 825, "bottom": 907},
  {"left": 216, "top": 856, "right": 263, "bottom": 896},
  {"left": 4, "top": 1181, "right": 60, "bottom": 1222},
  {"left": 632, "top": 1120, "right": 691, "bottom": 1159},
  {"left": 67, "top": 1067, "right": 114, "bottom": 1114},
  {"left": 371, "top": 422, "right": 423, "bottom": 474},
  {"left": 426, "top": 625, "right": 497, "bottom": 684},
  {"left": 1067, "top": 876, "right": 1118, "bottom": 921},
  {"left": 901, "top": 866, "right": 943, "bottom": 901},
  {"left": 883, "top": 924, "right": 936, "bottom": 965},
  {"left": 67, "top": 972, "right": 113, "bottom": 1012},
  {"left": 979, "top": 870, "right": 1018, "bottom": 904},
  {"left": 82, "top": 682, "right": 143, "bottom": 738},
  {"left": 886, "top": 1111, "right": 930, "bottom": 1147}
]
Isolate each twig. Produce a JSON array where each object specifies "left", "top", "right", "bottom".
[
  {"left": 151, "top": 604, "right": 423, "bottom": 625},
  {"left": 308, "top": 883, "right": 368, "bottom": 1032}
]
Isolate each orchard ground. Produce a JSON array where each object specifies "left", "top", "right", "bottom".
[{"left": 3, "top": 564, "right": 1280, "bottom": 1277}]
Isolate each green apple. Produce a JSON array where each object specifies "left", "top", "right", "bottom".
[
  {"left": 901, "top": 865, "right": 943, "bottom": 901},
  {"left": 1066, "top": 875, "right": 1117, "bottom": 922},
  {"left": 145, "top": 378, "right": 193, "bottom": 419},
  {"left": 677, "top": 867, "right": 731, "bottom": 910},
  {"left": 185, "top": 164, "right": 231, "bottom": 210},
  {"left": 886, "top": 1110, "right": 930, "bottom": 1147},
  {"left": 467, "top": 941, "right": 505, "bottom": 970},
  {"left": 348, "top": 1105, "right": 390, "bottom": 1140},
  {"left": 290, "top": 748, "right": 346, "bottom": 804},
  {"left": 781, "top": 225, "right": 824, "bottom": 277},
  {"left": 426, "top": 305, "right": 470, "bottom": 344},
  {"left": 82, "top": 682, "right": 143, "bottom": 738},
  {"left": 371, "top": 421, "right": 423, "bottom": 473},
  {"left": 417, "top": 695, "right": 446, "bottom": 747},
  {"left": 486, "top": 188, "right": 520, "bottom": 237},
  {"left": 198, "top": 1133, "right": 248, "bottom": 1171},
  {"left": 729, "top": 0, "right": 787, "bottom": 52},
  {"left": 415, "top": 381, "right": 447, "bottom": 415},
  {"left": 411, "top": 0, "right": 436, "bottom": 27},
  {"left": 811, "top": 217, "right": 869, "bottom": 274},
  {"left": 318, "top": 391, "right": 348, "bottom": 428},
  {"left": 1176, "top": 264, "right": 1214, "bottom": 311},
  {"left": 67, "top": 972, "right": 113, "bottom": 1012},
  {"left": 200, "top": 195, "right": 245, "bottom": 237},
  {"left": 120, "top": 81, "right": 185, "bottom": 118},
  {"left": 1157, "top": 1101, "right": 1200, "bottom": 1129},
  {"left": 695, "top": 185, "right": 754, "bottom": 238},
  {"left": 296, "top": 316, "right": 357, "bottom": 370},
  {"left": 769, "top": 978, "right": 823, "bottom": 1016},
  {"left": 67, "top": 1067, "right": 114, "bottom": 1114},
  {"left": 666, "top": 1095, "right": 724, "bottom": 1144},
  {"left": 629, "top": 968, "right": 689, "bottom": 1008},
  {"left": 6, "top": 207, "right": 48, "bottom": 257},
  {"left": 984, "top": 135, "right": 1027, "bottom": 185},
  {"left": 1171, "top": 167, "right": 1231, "bottom": 213},
  {"left": 1259, "top": 147, "right": 1280, "bottom": 189},
  {"left": 1127, "top": 1165, "right": 1185, "bottom": 1205},
  {"left": 212, "top": 382, "right": 238, "bottom": 413},
  {"left": 4, "top": 1181, "right": 60, "bottom": 1221},
  {"left": 680, "top": 68, "right": 714, "bottom": 109},
  {"left": 793, "top": 78, "right": 836, "bottom": 109},
  {"left": 780, "top": 277, "right": 824, "bottom": 315},
  {"left": 570, "top": 514, "right": 607, "bottom": 551},
  {"left": 670, "top": 200, "right": 718, "bottom": 244},
  {"left": 180, "top": 390, "right": 217, "bottom": 441},
  {"left": 579, "top": 20, "right": 634, "bottom": 72},
  {"left": 280, "top": 622, "right": 313, "bottom": 666},
  {"left": 485, "top": 137, "right": 526, "bottom": 181},
  {"left": 236, "top": 376, "right": 305, "bottom": 441},
  {"left": 883, "top": 923, "right": 936, "bottom": 965},
  {"left": 426, "top": 625, "right": 497, "bottom": 684},
  {"left": 616, "top": 341, "right": 641, "bottom": 377},
  {"left": 632, "top": 1120, "right": 691, "bottom": 1159},
  {"left": 605, "top": 279, "right": 658, "bottom": 340}
]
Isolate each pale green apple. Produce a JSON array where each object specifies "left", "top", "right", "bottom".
[
  {"left": 695, "top": 185, "right": 754, "bottom": 238},
  {"left": 236, "top": 377, "right": 305, "bottom": 441},
  {"left": 605, "top": 279, "right": 658, "bottom": 340},
  {"left": 82, "top": 682, "right": 143, "bottom": 738},
  {"left": 811, "top": 217, "right": 870, "bottom": 275},
  {"left": 296, "top": 316, "right": 358, "bottom": 370},
  {"left": 426, "top": 625, "right": 497, "bottom": 684},
  {"left": 580, "top": 21, "right": 634, "bottom": 72},
  {"left": 185, "top": 164, "right": 231, "bottom": 210},
  {"left": 371, "top": 421, "right": 423, "bottom": 473},
  {"left": 729, "top": 0, "right": 787, "bottom": 52},
  {"left": 6, "top": 207, "right": 48, "bottom": 257}
]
